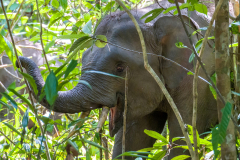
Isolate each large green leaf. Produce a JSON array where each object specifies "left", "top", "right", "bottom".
[
  {"left": 144, "top": 129, "right": 168, "bottom": 144},
  {"left": 152, "top": 150, "right": 166, "bottom": 160},
  {"left": 194, "top": 3, "right": 208, "bottom": 15},
  {"left": 64, "top": 60, "right": 78, "bottom": 78},
  {"left": 69, "top": 36, "right": 92, "bottom": 53},
  {"left": 45, "top": 71, "right": 58, "bottom": 106},
  {"left": 59, "top": 0, "right": 67, "bottom": 10}
]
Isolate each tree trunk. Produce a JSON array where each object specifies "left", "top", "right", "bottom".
[{"left": 215, "top": 0, "right": 237, "bottom": 159}]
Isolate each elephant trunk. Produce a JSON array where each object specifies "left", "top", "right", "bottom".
[{"left": 16, "top": 56, "right": 98, "bottom": 113}]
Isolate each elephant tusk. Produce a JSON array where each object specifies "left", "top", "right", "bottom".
[
  {"left": 67, "top": 111, "right": 90, "bottom": 138},
  {"left": 96, "top": 106, "right": 110, "bottom": 133}
]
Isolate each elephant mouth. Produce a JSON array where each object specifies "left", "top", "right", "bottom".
[{"left": 109, "top": 94, "right": 124, "bottom": 137}]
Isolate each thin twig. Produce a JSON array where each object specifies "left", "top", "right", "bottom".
[
  {"left": 35, "top": 0, "right": 50, "bottom": 72},
  {"left": 17, "top": 45, "right": 42, "bottom": 51},
  {"left": 115, "top": 0, "right": 194, "bottom": 158},
  {"left": 191, "top": 0, "right": 223, "bottom": 158},
  {"left": 0, "top": 1, "right": 51, "bottom": 160},
  {"left": 122, "top": 67, "right": 128, "bottom": 160},
  {"left": 0, "top": 64, "right": 13, "bottom": 69},
  {"left": 5, "top": 0, "right": 26, "bottom": 37}
]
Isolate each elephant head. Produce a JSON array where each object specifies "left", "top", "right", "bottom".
[{"left": 17, "top": 1, "right": 217, "bottom": 159}]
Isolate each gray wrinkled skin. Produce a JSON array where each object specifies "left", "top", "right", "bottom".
[{"left": 17, "top": 1, "right": 217, "bottom": 159}]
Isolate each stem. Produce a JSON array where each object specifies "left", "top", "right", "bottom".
[
  {"left": 5, "top": 0, "right": 26, "bottom": 37},
  {"left": 35, "top": 0, "right": 50, "bottom": 72},
  {"left": 192, "top": 0, "right": 223, "bottom": 158},
  {"left": 122, "top": 67, "right": 128, "bottom": 160},
  {"left": 0, "top": 1, "right": 51, "bottom": 159},
  {"left": 115, "top": 0, "right": 195, "bottom": 157}
]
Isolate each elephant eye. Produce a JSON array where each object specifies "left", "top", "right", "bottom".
[{"left": 116, "top": 65, "right": 124, "bottom": 72}]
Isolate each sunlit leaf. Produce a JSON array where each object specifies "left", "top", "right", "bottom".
[
  {"left": 144, "top": 129, "right": 168, "bottom": 144},
  {"left": 95, "top": 35, "right": 107, "bottom": 48},
  {"left": 171, "top": 155, "right": 190, "bottom": 160}
]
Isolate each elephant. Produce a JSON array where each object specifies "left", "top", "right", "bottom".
[
  {"left": 16, "top": 1, "right": 218, "bottom": 159},
  {"left": 0, "top": 36, "right": 62, "bottom": 132}
]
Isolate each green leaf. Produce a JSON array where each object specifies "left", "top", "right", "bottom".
[
  {"left": 141, "top": 8, "right": 163, "bottom": 20},
  {"left": 163, "top": 6, "right": 177, "bottom": 14},
  {"left": 69, "top": 36, "right": 92, "bottom": 53},
  {"left": 82, "top": 20, "right": 92, "bottom": 34},
  {"left": 144, "top": 129, "right": 168, "bottom": 144},
  {"left": 0, "top": 100, "right": 14, "bottom": 112},
  {"left": 189, "top": 53, "right": 195, "bottom": 63},
  {"left": 171, "top": 155, "right": 190, "bottom": 160},
  {"left": 141, "top": 8, "right": 164, "bottom": 23},
  {"left": 51, "top": 0, "right": 59, "bottom": 8},
  {"left": 187, "top": 71, "right": 194, "bottom": 75},
  {"left": 86, "top": 149, "right": 91, "bottom": 160},
  {"left": 194, "top": 3, "right": 208, "bottom": 15},
  {"left": 211, "top": 102, "right": 232, "bottom": 159},
  {"left": 57, "top": 34, "right": 86, "bottom": 39},
  {"left": 68, "top": 117, "right": 89, "bottom": 128},
  {"left": 211, "top": 125, "right": 220, "bottom": 158},
  {"left": 81, "top": 138, "right": 106, "bottom": 150},
  {"left": 18, "top": 70, "right": 38, "bottom": 95},
  {"left": 175, "top": 41, "right": 188, "bottom": 49},
  {"left": 64, "top": 60, "right": 78, "bottom": 78},
  {"left": 22, "top": 108, "right": 29, "bottom": 128},
  {"left": 44, "top": 39, "right": 55, "bottom": 52},
  {"left": 85, "top": 70, "right": 124, "bottom": 79},
  {"left": 173, "top": 3, "right": 191, "bottom": 15},
  {"left": 3, "top": 122, "right": 22, "bottom": 136},
  {"left": 8, "top": 88, "right": 34, "bottom": 112},
  {"left": 192, "top": 27, "right": 207, "bottom": 35},
  {"left": 59, "top": 0, "right": 67, "bottom": 10},
  {"left": 67, "top": 140, "right": 79, "bottom": 153},
  {"left": 0, "top": 92, "right": 18, "bottom": 110},
  {"left": 45, "top": 71, "right": 58, "bottom": 106},
  {"left": 95, "top": 35, "right": 107, "bottom": 48},
  {"left": 152, "top": 150, "right": 166, "bottom": 160},
  {"left": 71, "top": 80, "right": 92, "bottom": 90},
  {"left": 218, "top": 102, "right": 232, "bottom": 143}
]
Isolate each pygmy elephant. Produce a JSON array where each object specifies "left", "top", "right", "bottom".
[{"left": 16, "top": 1, "right": 218, "bottom": 159}]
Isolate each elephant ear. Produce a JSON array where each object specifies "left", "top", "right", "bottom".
[{"left": 153, "top": 16, "right": 198, "bottom": 89}]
